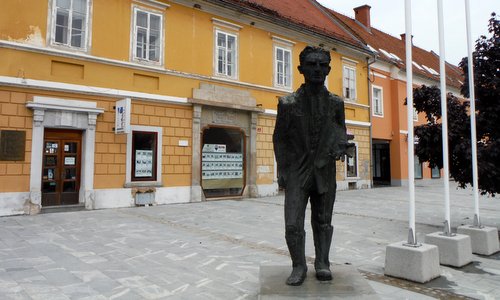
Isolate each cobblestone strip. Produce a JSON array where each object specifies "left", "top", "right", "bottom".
[{"left": 117, "top": 209, "right": 473, "bottom": 300}]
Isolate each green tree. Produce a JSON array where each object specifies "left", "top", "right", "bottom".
[{"left": 411, "top": 13, "right": 499, "bottom": 195}]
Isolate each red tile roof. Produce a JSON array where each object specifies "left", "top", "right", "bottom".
[
  {"left": 326, "top": 8, "right": 464, "bottom": 88},
  {"left": 210, "top": 0, "right": 367, "bottom": 50}
]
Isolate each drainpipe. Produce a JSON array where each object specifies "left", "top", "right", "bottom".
[{"left": 366, "top": 54, "right": 377, "bottom": 188}]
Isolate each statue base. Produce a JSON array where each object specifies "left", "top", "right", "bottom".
[{"left": 258, "top": 265, "right": 378, "bottom": 299}]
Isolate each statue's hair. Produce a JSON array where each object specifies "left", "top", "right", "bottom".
[{"left": 299, "top": 46, "right": 331, "bottom": 65}]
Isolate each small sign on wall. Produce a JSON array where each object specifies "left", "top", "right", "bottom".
[{"left": 115, "top": 98, "right": 131, "bottom": 134}]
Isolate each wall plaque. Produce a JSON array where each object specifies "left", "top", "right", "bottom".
[{"left": 0, "top": 130, "right": 26, "bottom": 161}]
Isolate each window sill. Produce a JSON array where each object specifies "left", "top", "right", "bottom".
[
  {"left": 345, "top": 177, "right": 361, "bottom": 180},
  {"left": 131, "top": 58, "right": 163, "bottom": 67},
  {"left": 124, "top": 181, "right": 162, "bottom": 188}
]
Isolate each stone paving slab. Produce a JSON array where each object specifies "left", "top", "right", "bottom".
[{"left": 0, "top": 183, "right": 498, "bottom": 299}]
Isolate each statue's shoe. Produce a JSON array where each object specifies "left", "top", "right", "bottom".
[
  {"left": 286, "top": 266, "right": 307, "bottom": 286},
  {"left": 315, "top": 268, "right": 333, "bottom": 281}
]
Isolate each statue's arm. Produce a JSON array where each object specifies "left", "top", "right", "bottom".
[{"left": 273, "top": 99, "right": 289, "bottom": 187}]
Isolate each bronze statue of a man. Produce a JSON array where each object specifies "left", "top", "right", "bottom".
[{"left": 273, "top": 46, "right": 350, "bottom": 286}]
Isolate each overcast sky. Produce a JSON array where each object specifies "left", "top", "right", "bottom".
[{"left": 317, "top": 0, "right": 498, "bottom": 65}]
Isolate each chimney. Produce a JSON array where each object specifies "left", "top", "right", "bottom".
[
  {"left": 353, "top": 5, "right": 371, "bottom": 29},
  {"left": 400, "top": 33, "right": 414, "bottom": 44}
]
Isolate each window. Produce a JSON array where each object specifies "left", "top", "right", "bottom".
[
  {"left": 126, "top": 126, "right": 162, "bottom": 185},
  {"left": 431, "top": 166, "right": 441, "bottom": 178},
  {"left": 346, "top": 143, "right": 358, "bottom": 178},
  {"left": 132, "top": 7, "right": 163, "bottom": 63},
  {"left": 215, "top": 30, "right": 237, "bottom": 78},
  {"left": 372, "top": 86, "right": 383, "bottom": 116},
  {"left": 132, "top": 131, "right": 157, "bottom": 181},
  {"left": 343, "top": 65, "right": 356, "bottom": 100},
  {"left": 414, "top": 155, "right": 423, "bottom": 179},
  {"left": 50, "top": 0, "right": 90, "bottom": 50},
  {"left": 274, "top": 46, "right": 292, "bottom": 88}
]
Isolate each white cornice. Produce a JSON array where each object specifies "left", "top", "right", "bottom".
[
  {"left": 212, "top": 17, "right": 242, "bottom": 31},
  {"left": 346, "top": 120, "right": 371, "bottom": 127},
  {"left": 272, "top": 36, "right": 296, "bottom": 47},
  {"left": 133, "top": 0, "right": 170, "bottom": 10},
  {"left": 0, "top": 75, "right": 188, "bottom": 105}
]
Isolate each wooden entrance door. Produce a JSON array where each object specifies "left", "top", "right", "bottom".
[{"left": 42, "top": 130, "right": 82, "bottom": 206}]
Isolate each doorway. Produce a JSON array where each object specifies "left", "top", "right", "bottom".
[
  {"left": 372, "top": 141, "right": 391, "bottom": 186},
  {"left": 201, "top": 126, "right": 245, "bottom": 198},
  {"left": 42, "top": 129, "right": 82, "bottom": 206}
]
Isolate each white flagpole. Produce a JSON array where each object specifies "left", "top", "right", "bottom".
[
  {"left": 465, "top": 0, "right": 481, "bottom": 227},
  {"left": 437, "top": 0, "right": 451, "bottom": 235},
  {"left": 405, "top": 0, "right": 417, "bottom": 245}
]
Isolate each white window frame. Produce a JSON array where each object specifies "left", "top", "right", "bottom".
[
  {"left": 126, "top": 125, "right": 163, "bottom": 186},
  {"left": 131, "top": 5, "right": 165, "bottom": 65},
  {"left": 47, "top": 0, "right": 92, "bottom": 52},
  {"left": 273, "top": 45, "right": 292, "bottom": 90},
  {"left": 345, "top": 142, "right": 359, "bottom": 178},
  {"left": 214, "top": 29, "right": 238, "bottom": 80},
  {"left": 343, "top": 65, "right": 357, "bottom": 100},
  {"left": 372, "top": 85, "right": 384, "bottom": 117}
]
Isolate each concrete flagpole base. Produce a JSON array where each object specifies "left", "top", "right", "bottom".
[
  {"left": 384, "top": 241, "right": 440, "bottom": 283},
  {"left": 457, "top": 225, "right": 500, "bottom": 256},
  {"left": 425, "top": 232, "right": 472, "bottom": 267}
]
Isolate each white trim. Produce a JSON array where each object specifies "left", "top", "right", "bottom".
[
  {"left": 371, "top": 85, "right": 384, "bottom": 118},
  {"left": 47, "top": 0, "right": 93, "bottom": 53},
  {"left": 400, "top": 130, "right": 409, "bottom": 134},
  {"left": 211, "top": 17, "right": 242, "bottom": 31},
  {"left": 126, "top": 125, "right": 163, "bottom": 186},
  {"left": 130, "top": 4, "right": 165, "bottom": 66},
  {"left": 345, "top": 101, "right": 370, "bottom": 109},
  {"left": 0, "top": 76, "right": 187, "bottom": 104},
  {"left": 342, "top": 64, "right": 357, "bottom": 101},
  {"left": 273, "top": 45, "right": 293, "bottom": 90},
  {"left": 213, "top": 29, "right": 239, "bottom": 80},
  {"left": 264, "top": 109, "right": 277, "bottom": 115},
  {"left": 345, "top": 141, "right": 359, "bottom": 178},
  {"left": 373, "top": 72, "right": 387, "bottom": 79},
  {"left": 346, "top": 120, "right": 371, "bottom": 127},
  {"left": 0, "top": 41, "right": 294, "bottom": 95},
  {"left": 27, "top": 96, "right": 103, "bottom": 114},
  {"left": 271, "top": 36, "right": 296, "bottom": 47},
  {"left": 342, "top": 57, "right": 359, "bottom": 65},
  {"left": 133, "top": 0, "right": 170, "bottom": 10}
]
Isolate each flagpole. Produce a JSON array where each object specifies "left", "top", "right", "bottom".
[
  {"left": 404, "top": 0, "right": 417, "bottom": 246},
  {"left": 464, "top": 0, "right": 481, "bottom": 227},
  {"left": 437, "top": 0, "right": 451, "bottom": 235}
]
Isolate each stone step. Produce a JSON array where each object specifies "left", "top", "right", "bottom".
[{"left": 41, "top": 204, "right": 86, "bottom": 214}]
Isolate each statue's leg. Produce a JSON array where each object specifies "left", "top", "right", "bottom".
[
  {"left": 310, "top": 189, "right": 335, "bottom": 281},
  {"left": 284, "top": 179, "right": 309, "bottom": 286}
]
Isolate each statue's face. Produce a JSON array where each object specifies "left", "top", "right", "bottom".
[{"left": 298, "top": 52, "right": 331, "bottom": 84}]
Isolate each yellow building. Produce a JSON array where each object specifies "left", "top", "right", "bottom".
[{"left": 0, "top": 0, "right": 372, "bottom": 216}]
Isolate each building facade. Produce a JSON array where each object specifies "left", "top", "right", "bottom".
[
  {"left": 327, "top": 5, "right": 463, "bottom": 186},
  {"left": 0, "top": 0, "right": 372, "bottom": 216}
]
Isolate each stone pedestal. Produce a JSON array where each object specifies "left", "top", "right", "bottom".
[
  {"left": 259, "top": 265, "right": 378, "bottom": 299},
  {"left": 457, "top": 225, "right": 500, "bottom": 256},
  {"left": 384, "top": 241, "right": 440, "bottom": 283},
  {"left": 425, "top": 232, "right": 472, "bottom": 267}
]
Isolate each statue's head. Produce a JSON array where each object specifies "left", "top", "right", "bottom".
[{"left": 298, "top": 46, "right": 331, "bottom": 85}]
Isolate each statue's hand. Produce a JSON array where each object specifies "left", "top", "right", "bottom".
[{"left": 278, "top": 175, "right": 287, "bottom": 188}]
